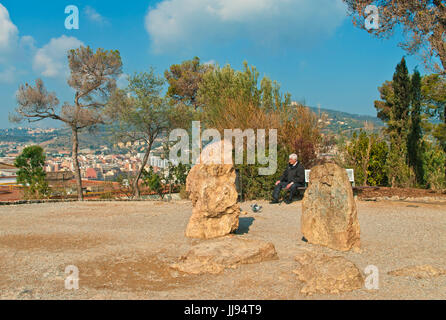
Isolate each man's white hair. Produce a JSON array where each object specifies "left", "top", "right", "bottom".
[{"left": 289, "top": 154, "right": 298, "bottom": 160}]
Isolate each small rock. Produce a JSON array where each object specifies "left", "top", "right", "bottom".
[
  {"left": 18, "top": 289, "right": 33, "bottom": 297},
  {"left": 388, "top": 265, "right": 446, "bottom": 279},
  {"left": 293, "top": 249, "right": 364, "bottom": 296}
]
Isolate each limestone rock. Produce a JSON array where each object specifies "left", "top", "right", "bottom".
[
  {"left": 293, "top": 249, "right": 364, "bottom": 295},
  {"left": 301, "top": 163, "right": 360, "bottom": 251},
  {"left": 171, "top": 237, "right": 278, "bottom": 275},
  {"left": 388, "top": 265, "right": 446, "bottom": 279},
  {"left": 185, "top": 141, "right": 240, "bottom": 239}
]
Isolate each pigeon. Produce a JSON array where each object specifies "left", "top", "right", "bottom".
[{"left": 251, "top": 204, "right": 262, "bottom": 213}]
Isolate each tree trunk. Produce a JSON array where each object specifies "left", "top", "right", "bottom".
[
  {"left": 133, "top": 142, "right": 153, "bottom": 199},
  {"left": 71, "top": 127, "right": 83, "bottom": 201},
  {"left": 444, "top": 108, "right": 446, "bottom": 179}
]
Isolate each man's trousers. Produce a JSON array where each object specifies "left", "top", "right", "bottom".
[{"left": 272, "top": 181, "right": 300, "bottom": 202}]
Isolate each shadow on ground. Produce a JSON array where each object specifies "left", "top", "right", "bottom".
[{"left": 235, "top": 217, "right": 255, "bottom": 235}]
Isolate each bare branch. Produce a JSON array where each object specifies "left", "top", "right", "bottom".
[{"left": 344, "top": 0, "right": 446, "bottom": 75}]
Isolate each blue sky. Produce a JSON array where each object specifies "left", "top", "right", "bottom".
[{"left": 0, "top": 0, "right": 424, "bottom": 128}]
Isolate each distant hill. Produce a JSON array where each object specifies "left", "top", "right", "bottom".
[
  {"left": 0, "top": 126, "right": 116, "bottom": 153},
  {"left": 0, "top": 108, "right": 385, "bottom": 151},
  {"left": 308, "top": 106, "right": 384, "bottom": 135},
  {"left": 42, "top": 126, "right": 116, "bottom": 151}
]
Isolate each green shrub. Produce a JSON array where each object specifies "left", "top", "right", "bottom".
[
  {"left": 422, "top": 141, "right": 446, "bottom": 190},
  {"left": 14, "top": 145, "right": 50, "bottom": 199},
  {"left": 235, "top": 148, "right": 289, "bottom": 200},
  {"left": 142, "top": 166, "right": 165, "bottom": 199},
  {"left": 340, "top": 130, "right": 389, "bottom": 187}
]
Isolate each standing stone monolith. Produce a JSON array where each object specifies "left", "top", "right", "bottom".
[
  {"left": 185, "top": 140, "right": 240, "bottom": 239},
  {"left": 301, "top": 163, "right": 360, "bottom": 251}
]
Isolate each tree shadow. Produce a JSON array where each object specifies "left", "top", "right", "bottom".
[{"left": 235, "top": 217, "right": 255, "bottom": 235}]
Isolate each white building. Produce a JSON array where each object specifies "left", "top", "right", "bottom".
[{"left": 0, "top": 163, "right": 18, "bottom": 185}]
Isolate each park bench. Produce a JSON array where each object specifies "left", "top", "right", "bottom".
[{"left": 235, "top": 168, "right": 355, "bottom": 202}]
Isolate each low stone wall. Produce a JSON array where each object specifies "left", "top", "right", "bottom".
[
  {"left": 361, "top": 196, "right": 446, "bottom": 202},
  {"left": 0, "top": 193, "right": 182, "bottom": 206}
]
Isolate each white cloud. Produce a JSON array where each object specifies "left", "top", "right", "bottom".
[
  {"left": 0, "top": 3, "right": 19, "bottom": 61},
  {"left": 84, "top": 6, "right": 109, "bottom": 25},
  {"left": 0, "top": 5, "right": 80, "bottom": 81},
  {"left": 0, "top": 3, "right": 19, "bottom": 66},
  {"left": 0, "top": 66, "right": 16, "bottom": 83},
  {"left": 117, "top": 73, "right": 129, "bottom": 89},
  {"left": 145, "top": 0, "right": 347, "bottom": 53},
  {"left": 0, "top": 4, "right": 36, "bottom": 83},
  {"left": 204, "top": 59, "right": 216, "bottom": 66},
  {"left": 33, "top": 35, "right": 84, "bottom": 78},
  {"left": 19, "top": 35, "right": 36, "bottom": 52}
]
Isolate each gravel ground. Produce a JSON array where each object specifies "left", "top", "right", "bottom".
[{"left": 0, "top": 199, "right": 445, "bottom": 300}]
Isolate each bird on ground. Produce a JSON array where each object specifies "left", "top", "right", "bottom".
[{"left": 251, "top": 204, "right": 262, "bottom": 213}]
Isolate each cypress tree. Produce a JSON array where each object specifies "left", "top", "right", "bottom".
[
  {"left": 386, "top": 57, "right": 412, "bottom": 187},
  {"left": 391, "top": 57, "right": 411, "bottom": 136},
  {"left": 407, "top": 69, "right": 424, "bottom": 185}
]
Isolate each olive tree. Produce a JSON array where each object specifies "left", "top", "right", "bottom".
[{"left": 107, "top": 70, "right": 172, "bottom": 198}]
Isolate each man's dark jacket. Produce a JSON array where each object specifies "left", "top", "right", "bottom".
[{"left": 279, "top": 162, "right": 305, "bottom": 186}]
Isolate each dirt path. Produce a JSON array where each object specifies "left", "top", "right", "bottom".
[{"left": 0, "top": 200, "right": 445, "bottom": 300}]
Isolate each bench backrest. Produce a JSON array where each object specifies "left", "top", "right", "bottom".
[{"left": 305, "top": 169, "right": 355, "bottom": 186}]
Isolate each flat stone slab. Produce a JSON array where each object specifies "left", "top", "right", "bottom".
[
  {"left": 170, "top": 237, "right": 278, "bottom": 275},
  {"left": 293, "top": 249, "right": 364, "bottom": 295},
  {"left": 388, "top": 265, "right": 446, "bottom": 279}
]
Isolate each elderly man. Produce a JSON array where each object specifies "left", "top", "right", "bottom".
[{"left": 271, "top": 154, "right": 305, "bottom": 204}]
